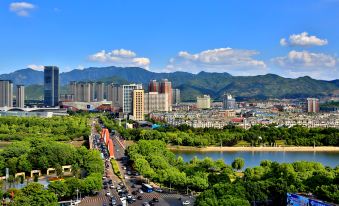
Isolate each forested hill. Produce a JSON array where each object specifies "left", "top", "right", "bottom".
[{"left": 1, "top": 66, "right": 339, "bottom": 101}]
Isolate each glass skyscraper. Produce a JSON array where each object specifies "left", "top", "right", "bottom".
[{"left": 44, "top": 66, "right": 59, "bottom": 107}]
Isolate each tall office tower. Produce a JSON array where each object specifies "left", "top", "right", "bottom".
[
  {"left": 172, "top": 88, "right": 181, "bottom": 104},
  {"left": 160, "top": 79, "right": 172, "bottom": 111},
  {"left": 0, "top": 80, "right": 13, "bottom": 107},
  {"left": 121, "top": 84, "right": 142, "bottom": 114},
  {"left": 69, "top": 81, "right": 77, "bottom": 100},
  {"left": 96, "top": 82, "right": 105, "bottom": 101},
  {"left": 307, "top": 98, "right": 320, "bottom": 113},
  {"left": 89, "top": 82, "right": 96, "bottom": 102},
  {"left": 148, "top": 80, "right": 159, "bottom": 92},
  {"left": 133, "top": 89, "right": 144, "bottom": 121},
  {"left": 197, "top": 95, "right": 211, "bottom": 109},
  {"left": 223, "top": 93, "right": 236, "bottom": 110},
  {"left": 144, "top": 92, "right": 169, "bottom": 114},
  {"left": 44, "top": 66, "right": 59, "bottom": 107},
  {"left": 16, "top": 85, "right": 25, "bottom": 108}
]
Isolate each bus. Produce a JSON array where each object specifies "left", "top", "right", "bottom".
[{"left": 141, "top": 183, "right": 153, "bottom": 193}]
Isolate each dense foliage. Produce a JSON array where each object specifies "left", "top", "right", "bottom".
[
  {"left": 128, "top": 140, "right": 339, "bottom": 205},
  {"left": 0, "top": 116, "right": 90, "bottom": 141},
  {"left": 0, "top": 139, "right": 103, "bottom": 202},
  {"left": 101, "top": 115, "right": 339, "bottom": 147},
  {"left": 12, "top": 183, "right": 58, "bottom": 206}
]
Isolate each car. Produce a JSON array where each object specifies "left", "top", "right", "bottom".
[
  {"left": 182, "top": 200, "right": 190, "bottom": 205},
  {"left": 103, "top": 185, "right": 108, "bottom": 189},
  {"left": 124, "top": 175, "right": 129, "bottom": 179},
  {"left": 149, "top": 202, "right": 155, "bottom": 206},
  {"left": 132, "top": 190, "right": 138, "bottom": 195},
  {"left": 102, "top": 176, "right": 107, "bottom": 180},
  {"left": 137, "top": 195, "right": 143, "bottom": 200},
  {"left": 127, "top": 171, "right": 131, "bottom": 175},
  {"left": 102, "top": 204, "right": 107, "bottom": 206},
  {"left": 108, "top": 179, "right": 113, "bottom": 184},
  {"left": 106, "top": 191, "right": 111, "bottom": 196},
  {"left": 154, "top": 188, "right": 163, "bottom": 193},
  {"left": 117, "top": 189, "right": 122, "bottom": 193},
  {"left": 110, "top": 185, "right": 115, "bottom": 189},
  {"left": 111, "top": 198, "right": 117, "bottom": 205},
  {"left": 131, "top": 184, "right": 136, "bottom": 188},
  {"left": 138, "top": 189, "right": 144, "bottom": 194},
  {"left": 127, "top": 194, "right": 132, "bottom": 199},
  {"left": 152, "top": 197, "right": 159, "bottom": 202},
  {"left": 142, "top": 202, "right": 150, "bottom": 206}
]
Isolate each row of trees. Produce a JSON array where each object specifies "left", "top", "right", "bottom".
[
  {"left": 101, "top": 114, "right": 339, "bottom": 146},
  {"left": 127, "top": 140, "right": 339, "bottom": 205},
  {"left": 0, "top": 116, "right": 90, "bottom": 141}
]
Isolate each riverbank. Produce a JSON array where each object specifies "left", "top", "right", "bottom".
[{"left": 168, "top": 145, "right": 339, "bottom": 152}]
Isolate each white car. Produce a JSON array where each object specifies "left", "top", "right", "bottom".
[
  {"left": 106, "top": 191, "right": 111, "bottom": 196},
  {"left": 138, "top": 189, "right": 144, "bottom": 194},
  {"left": 182, "top": 200, "right": 190, "bottom": 205},
  {"left": 127, "top": 194, "right": 132, "bottom": 199},
  {"left": 110, "top": 184, "right": 115, "bottom": 189}
]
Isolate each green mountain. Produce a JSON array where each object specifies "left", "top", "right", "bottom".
[{"left": 1, "top": 66, "right": 338, "bottom": 101}]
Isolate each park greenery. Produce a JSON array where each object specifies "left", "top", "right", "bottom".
[
  {"left": 100, "top": 115, "right": 339, "bottom": 147},
  {"left": 0, "top": 138, "right": 103, "bottom": 203},
  {"left": 128, "top": 140, "right": 339, "bottom": 205},
  {"left": 0, "top": 116, "right": 90, "bottom": 141}
]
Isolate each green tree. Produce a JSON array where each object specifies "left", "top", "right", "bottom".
[
  {"left": 13, "top": 183, "right": 58, "bottom": 206},
  {"left": 232, "top": 158, "right": 245, "bottom": 171}
]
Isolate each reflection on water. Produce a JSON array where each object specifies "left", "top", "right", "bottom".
[{"left": 174, "top": 151, "right": 339, "bottom": 168}]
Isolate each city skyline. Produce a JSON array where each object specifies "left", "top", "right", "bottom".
[{"left": 1, "top": 0, "right": 339, "bottom": 80}]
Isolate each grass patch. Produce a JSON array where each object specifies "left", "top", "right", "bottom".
[
  {"left": 111, "top": 159, "right": 123, "bottom": 179},
  {"left": 234, "top": 140, "right": 251, "bottom": 147}
]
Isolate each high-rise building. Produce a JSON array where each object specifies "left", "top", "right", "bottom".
[
  {"left": 133, "top": 89, "right": 144, "bottom": 121},
  {"left": 16, "top": 85, "right": 25, "bottom": 108},
  {"left": 172, "top": 88, "right": 180, "bottom": 105},
  {"left": 160, "top": 79, "right": 172, "bottom": 111},
  {"left": 44, "top": 66, "right": 59, "bottom": 107},
  {"left": 197, "top": 95, "right": 211, "bottom": 109},
  {"left": 223, "top": 93, "right": 236, "bottom": 110},
  {"left": 115, "top": 84, "right": 143, "bottom": 114},
  {"left": 69, "top": 81, "right": 77, "bottom": 100},
  {"left": 90, "top": 82, "right": 96, "bottom": 102},
  {"left": 0, "top": 80, "right": 13, "bottom": 107},
  {"left": 148, "top": 80, "right": 159, "bottom": 92},
  {"left": 307, "top": 98, "right": 319, "bottom": 113},
  {"left": 144, "top": 92, "right": 169, "bottom": 114},
  {"left": 96, "top": 82, "right": 105, "bottom": 101}
]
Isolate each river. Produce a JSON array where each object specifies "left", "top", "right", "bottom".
[{"left": 174, "top": 151, "right": 339, "bottom": 168}]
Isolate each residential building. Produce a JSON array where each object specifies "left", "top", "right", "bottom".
[
  {"left": 172, "top": 88, "right": 180, "bottom": 105},
  {"left": 197, "top": 95, "right": 211, "bottom": 109},
  {"left": 16, "top": 85, "right": 25, "bottom": 108},
  {"left": 96, "top": 82, "right": 105, "bottom": 101},
  {"left": 44, "top": 66, "right": 59, "bottom": 107},
  {"left": 133, "top": 89, "right": 144, "bottom": 121},
  {"left": 307, "top": 98, "right": 320, "bottom": 113},
  {"left": 160, "top": 79, "right": 172, "bottom": 110},
  {"left": 223, "top": 93, "right": 236, "bottom": 109},
  {"left": 144, "top": 92, "right": 169, "bottom": 114},
  {"left": 148, "top": 80, "right": 159, "bottom": 92},
  {"left": 0, "top": 80, "right": 13, "bottom": 107}
]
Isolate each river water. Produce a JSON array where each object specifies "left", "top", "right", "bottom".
[{"left": 174, "top": 151, "right": 339, "bottom": 168}]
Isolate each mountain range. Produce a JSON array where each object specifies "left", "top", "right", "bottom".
[{"left": 1, "top": 66, "right": 339, "bottom": 101}]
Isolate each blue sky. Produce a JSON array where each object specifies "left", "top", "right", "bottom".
[{"left": 0, "top": 0, "right": 339, "bottom": 80}]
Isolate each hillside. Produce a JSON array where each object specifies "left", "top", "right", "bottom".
[{"left": 1, "top": 66, "right": 339, "bottom": 101}]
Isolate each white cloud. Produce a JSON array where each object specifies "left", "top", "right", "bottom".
[
  {"left": 9, "top": 2, "right": 35, "bottom": 17},
  {"left": 272, "top": 50, "right": 338, "bottom": 79},
  {"left": 280, "top": 32, "right": 328, "bottom": 47},
  {"left": 27, "top": 64, "right": 44, "bottom": 71},
  {"left": 88, "top": 49, "right": 150, "bottom": 68},
  {"left": 165, "top": 47, "right": 267, "bottom": 75}
]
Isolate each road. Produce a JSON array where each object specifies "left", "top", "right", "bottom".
[
  {"left": 80, "top": 118, "right": 194, "bottom": 206},
  {"left": 111, "top": 132, "right": 194, "bottom": 206}
]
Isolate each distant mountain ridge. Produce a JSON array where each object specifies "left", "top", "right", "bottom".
[{"left": 1, "top": 66, "right": 338, "bottom": 101}]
